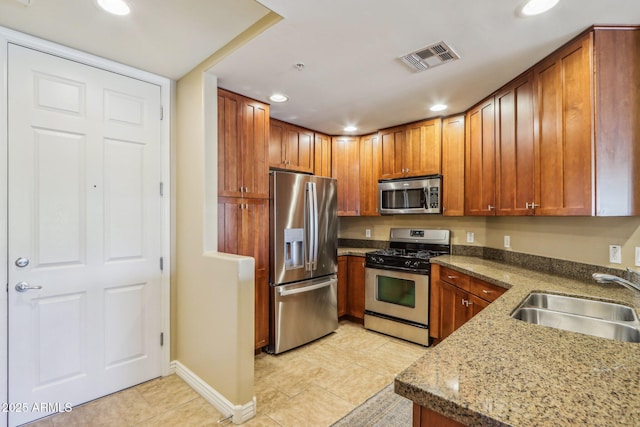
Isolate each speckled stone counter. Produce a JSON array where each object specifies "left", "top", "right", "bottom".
[
  {"left": 395, "top": 255, "right": 640, "bottom": 427},
  {"left": 338, "top": 247, "right": 375, "bottom": 256}
]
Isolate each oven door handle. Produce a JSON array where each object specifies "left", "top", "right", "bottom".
[{"left": 278, "top": 278, "right": 336, "bottom": 297}]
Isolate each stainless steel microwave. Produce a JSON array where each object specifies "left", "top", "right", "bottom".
[{"left": 378, "top": 175, "right": 442, "bottom": 214}]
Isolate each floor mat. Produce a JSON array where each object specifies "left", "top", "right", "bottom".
[{"left": 331, "top": 383, "right": 411, "bottom": 427}]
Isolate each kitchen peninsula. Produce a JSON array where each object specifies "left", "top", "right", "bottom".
[{"left": 395, "top": 255, "right": 640, "bottom": 426}]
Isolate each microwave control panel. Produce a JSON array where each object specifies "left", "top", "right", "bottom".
[{"left": 428, "top": 186, "right": 439, "bottom": 209}]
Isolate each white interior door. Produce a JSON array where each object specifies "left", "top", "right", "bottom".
[{"left": 7, "top": 44, "right": 163, "bottom": 426}]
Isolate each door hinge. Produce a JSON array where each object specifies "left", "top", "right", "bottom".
[
  {"left": 160, "top": 182, "right": 164, "bottom": 197},
  {"left": 160, "top": 257, "right": 164, "bottom": 271},
  {"left": 160, "top": 332, "right": 164, "bottom": 346},
  {"left": 160, "top": 105, "right": 164, "bottom": 120}
]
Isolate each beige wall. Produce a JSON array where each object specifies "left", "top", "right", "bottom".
[
  {"left": 173, "top": 11, "right": 281, "bottom": 408},
  {"left": 340, "top": 215, "right": 640, "bottom": 269}
]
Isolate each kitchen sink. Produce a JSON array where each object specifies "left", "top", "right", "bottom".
[
  {"left": 511, "top": 293, "right": 640, "bottom": 343},
  {"left": 516, "top": 292, "right": 638, "bottom": 321}
]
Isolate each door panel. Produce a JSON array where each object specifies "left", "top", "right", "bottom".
[{"left": 8, "top": 44, "right": 163, "bottom": 425}]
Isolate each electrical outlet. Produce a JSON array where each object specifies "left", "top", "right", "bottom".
[
  {"left": 466, "top": 232, "right": 474, "bottom": 243},
  {"left": 365, "top": 229, "right": 371, "bottom": 238},
  {"left": 504, "top": 235, "right": 510, "bottom": 248},
  {"left": 609, "top": 245, "right": 622, "bottom": 264},
  {"left": 635, "top": 247, "right": 640, "bottom": 267}
]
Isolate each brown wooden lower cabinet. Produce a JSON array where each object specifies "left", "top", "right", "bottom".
[
  {"left": 347, "top": 256, "right": 366, "bottom": 320},
  {"left": 430, "top": 264, "right": 505, "bottom": 342},
  {"left": 218, "top": 196, "right": 270, "bottom": 349},
  {"left": 337, "top": 256, "right": 348, "bottom": 317},
  {"left": 413, "top": 404, "right": 466, "bottom": 427},
  {"left": 337, "top": 255, "right": 366, "bottom": 321}
]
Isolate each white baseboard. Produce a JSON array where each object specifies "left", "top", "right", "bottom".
[{"left": 171, "top": 360, "right": 256, "bottom": 424}]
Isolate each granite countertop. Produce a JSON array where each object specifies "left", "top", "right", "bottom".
[
  {"left": 395, "top": 255, "right": 640, "bottom": 427},
  {"left": 338, "top": 247, "right": 375, "bottom": 256}
]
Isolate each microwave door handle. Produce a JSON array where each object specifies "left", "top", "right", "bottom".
[{"left": 403, "top": 189, "right": 408, "bottom": 209}]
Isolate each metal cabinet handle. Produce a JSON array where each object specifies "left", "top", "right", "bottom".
[
  {"left": 482, "top": 289, "right": 491, "bottom": 294},
  {"left": 487, "top": 205, "right": 495, "bottom": 211},
  {"left": 447, "top": 275, "right": 456, "bottom": 279},
  {"left": 15, "top": 282, "right": 43, "bottom": 292},
  {"left": 525, "top": 202, "right": 540, "bottom": 209}
]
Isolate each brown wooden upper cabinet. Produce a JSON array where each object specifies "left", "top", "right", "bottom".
[
  {"left": 359, "top": 133, "right": 381, "bottom": 216},
  {"left": 533, "top": 33, "right": 593, "bottom": 216},
  {"left": 332, "top": 136, "right": 361, "bottom": 216},
  {"left": 495, "top": 71, "right": 535, "bottom": 216},
  {"left": 269, "top": 118, "right": 314, "bottom": 174},
  {"left": 378, "top": 118, "right": 442, "bottom": 180},
  {"left": 218, "top": 88, "right": 270, "bottom": 199},
  {"left": 466, "top": 26, "right": 640, "bottom": 217},
  {"left": 314, "top": 132, "right": 332, "bottom": 177},
  {"left": 465, "top": 98, "right": 496, "bottom": 216},
  {"left": 441, "top": 115, "right": 465, "bottom": 216},
  {"left": 533, "top": 27, "right": 640, "bottom": 216}
]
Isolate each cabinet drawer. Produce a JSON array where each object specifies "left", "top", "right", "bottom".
[
  {"left": 439, "top": 266, "right": 470, "bottom": 291},
  {"left": 469, "top": 278, "right": 506, "bottom": 302}
]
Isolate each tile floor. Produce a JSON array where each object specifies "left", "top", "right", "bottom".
[{"left": 24, "top": 321, "right": 428, "bottom": 427}]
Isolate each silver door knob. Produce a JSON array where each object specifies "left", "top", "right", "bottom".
[
  {"left": 15, "top": 257, "right": 30, "bottom": 268},
  {"left": 15, "top": 282, "right": 42, "bottom": 292}
]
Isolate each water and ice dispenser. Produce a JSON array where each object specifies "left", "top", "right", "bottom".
[{"left": 284, "top": 228, "right": 304, "bottom": 270}]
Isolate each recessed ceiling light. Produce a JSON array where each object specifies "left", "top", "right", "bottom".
[
  {"left": 519, "top": 0, "right": 559, "bottom": 16},
  {"left": 269, "top": 94, "right": 289, "bottom": 103},
  {"left": 430, "top": 104, "right": 447, "bottom": 112},
  {"left": 97, "top": 0, "right": 130, "bottom": 16},
  {"left": 343, "top": 126, "right": 358, "bottom": 132}
]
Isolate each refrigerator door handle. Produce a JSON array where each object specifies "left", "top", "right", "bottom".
[
  {"left": 306, "top": 182, "right": 319, "bottom": 271},
  {"left": 277, "top": 278, "right": 336, "bottom": 297},
  {"left": 311, "top": 182, "right": 319, "bottom": 270}
]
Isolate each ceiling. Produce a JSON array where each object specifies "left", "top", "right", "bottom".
[
  {"left": 0, "top": 0, "right": 639, "bottom": 136},
  {"left": 0, "top": 0, "right": 271, "bottom": 79}
]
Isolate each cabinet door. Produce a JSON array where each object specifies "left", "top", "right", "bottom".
[
  {"left": 405, "top": 118, "right": 441, "bottom": 177},
  {"left": 441, "top": 115, "right": 465, "bottom": 216},
  {"left": 468, "top": 294, "right": 489, "bottom": 320},
  {"left": 359, "top": 133, "right": 381, "bottom": 216},
  {"left": 495, "top": 72, "right": 535, "bottom": 216},
  {"left": 438, "top": 280, "right": 469, "bottom": 341},
  {"left": 286, "top": 125, "right": 314, "bottom": 174},
  {"left": 378, "top": 125, "right": 405, "bottom": 179},
  {"left": 217, "top": 197, "right": 270, "bottom": 349},
  {"left": 269, "top": 118, "right": 286, "bottom": 169},
  {"left": 332, "top": 136, "right": 361, "bottom": 216},
  {"left": 218, "top": 90, "right": 243, "bottom": 198},
  {"left": 534, "top": 33, "right": 593, "bottom": 216},
  {"left": 465, "top": 98, "right": 496, "bottom": 215},
  {"left": 314, "top": 132, "right": 332, "bottom": 177},
  {"left": 241, "top": 98, "right": 270, "bottom": 199},
  {"left": 337, "top": 256, "right": 348, "bottom": 317},
  {"left": 242, "top": 199, "right": 270, "bottom": 348},
  {"left": 347, "top": 256, "right": 366, "bottom": 320}
]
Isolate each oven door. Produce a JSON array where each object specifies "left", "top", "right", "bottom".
[{"left": 365, "top": 267, "right": 429, "bottom": 325}]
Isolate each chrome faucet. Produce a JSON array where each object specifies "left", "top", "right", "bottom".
[{"left": 592, "top": 272, "right": 640, "bottom": 294}]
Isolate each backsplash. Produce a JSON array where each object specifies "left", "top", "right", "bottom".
[{"left": 339, "top": 239, "right": 640, "bottom": 286}]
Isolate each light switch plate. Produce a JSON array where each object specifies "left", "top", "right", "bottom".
[
  {"left": 609, "top": 245, "right": 622, "bottom": 264},
  {"left": 466, "top": 232, "right": 474, "bottom": 243},
  {"left": 504, "top": 235, "right": 510, "bottom": 248},
  {"left": 635, "top": 247, "right": 640, "bottom": 267},
  {"left": 365, "top": 229, "right": 371, "bottom": 238}
]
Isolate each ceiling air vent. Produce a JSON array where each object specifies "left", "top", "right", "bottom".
[{"left": 400, "top": 41, "right": 460, "bottom": 72}]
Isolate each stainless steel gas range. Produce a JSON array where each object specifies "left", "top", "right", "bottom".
[{"left": 364, "top": 228, "right": 451, "bottom": 346}]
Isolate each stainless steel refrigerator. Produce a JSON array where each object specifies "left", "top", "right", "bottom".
[{"left": 268, "top": 170, "right": 338, "bottom": 354}]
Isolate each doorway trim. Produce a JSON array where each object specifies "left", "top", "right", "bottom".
[{"left": 0, "top": 26, "right": 172, "bottom": 427}]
